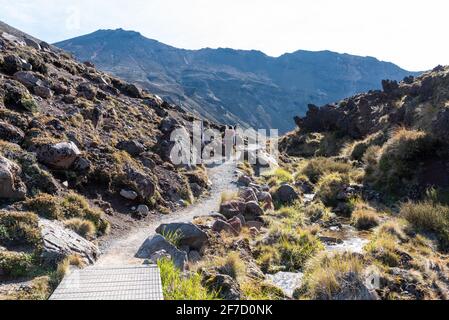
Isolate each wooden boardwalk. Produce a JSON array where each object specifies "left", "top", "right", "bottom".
[{"left": 49, "top": 265, "right": 164, "bottom": 300}]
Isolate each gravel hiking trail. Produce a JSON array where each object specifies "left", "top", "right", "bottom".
[{"left": 94, "top": 159, "right": 238, "bottom": 267}]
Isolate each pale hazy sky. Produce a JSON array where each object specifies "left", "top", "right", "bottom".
[{"left": 0, "top": 0, "right": 447, "bottom": 71}]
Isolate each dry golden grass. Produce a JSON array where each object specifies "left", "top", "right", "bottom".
[
  {"left": 351, "top": 208, "right": 380, "bottom": 230},
  {"left": 220, "top": 191, "right": 240, "bottom": 205},
  {"left": 298, "top": 252, "right": 365, "bottom": 300}
]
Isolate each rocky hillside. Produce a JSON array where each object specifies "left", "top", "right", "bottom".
[
  {"left": 55, "top": 29, "right": 419, "bottom": 132},
  {"left": 0, "top": 23, "right": 214, "bottom": 299},
  {"left": 281, "top": 65, "right": 449, "bottom": 200}
]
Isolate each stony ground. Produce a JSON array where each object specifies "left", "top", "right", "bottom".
[{"left": 95, "top": 159, "right": 237, "bottom": 267}]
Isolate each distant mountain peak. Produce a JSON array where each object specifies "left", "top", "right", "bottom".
[{"left": 55, "top": 29, "right": 420, "bottom": 132}]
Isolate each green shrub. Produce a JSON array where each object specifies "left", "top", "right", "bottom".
[
  {"left": 25, "top": 194, "right": 62, "bottom": 220},
  {"left": 0, "top": 251, "right": 35, "bottom": 278},
  {"left": 264, "top": 168, "right": 293, "bottom": 184},
  {"left": 300, "top": 157, "right": 352, "bottom": 183},
  {"left": 401, "top": 201, "right": 449, "bottom": 251},
  {"left": 0, "top": 211, "right": 41, "bottom": 246},
  {"left": 257, "top": 229, "right": 323, "bottom": 272},
  {"left": 61, "top": 193, "right": 110, "bottom": 235},
  {"left": 157, "top": 258, "right": 218, "bottom": 300},
  {"left": 369, "top": 129, "right": 444, "bottom": 198}
]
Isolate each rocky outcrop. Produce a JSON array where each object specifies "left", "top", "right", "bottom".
[
  {"left": 136, "top": 234, "right": 187, "bottom": 269},
  {"left": 156, "top": 222, "right": 208, "bottom": 251},
  {"left": 39, "top": 219, "right": 99, "bottom": 265}
]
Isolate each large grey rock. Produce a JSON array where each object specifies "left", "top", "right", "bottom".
[
  {"left": 24, "top": 37, "right": 41, "bottom": 50},
  {"left": 212, "top": 219, "right": 239, "bottom": 236},
  {"left": 116, "top": 139, "right": 145, "bottom": 156},
  {"left": 244, "top": 201, "right": 264, "bottom": 220},
  {"left": 34, "top": 85, "right": 52, "bottom": 99},
  {"left": 238, "top": 187, "right": 258, "bottom": 203},
  {"left": 123, "top": 166, "right": 155, "bottom": 200},
  {"left": 120, "top": 189, "right": 138, "bottom": 200},
  {"left": 257, "top": 191, "right": 274, "bottom": 210},
  {"left": 39, "top": 219, "right": 99, "bottom": 265},
  {"left": 156, "top": 222, "right": 208, "bottom": 251},
  {"left": 219, "top": 200, "right": 246, "bottom": 219},
  {"left": 136, "top": 234, "right": 187, "bottom": 269},
  {"left": 37, "top": 141, "right": 81, "bottom": 169},
  {"left": 0, "top": 155, "right": 26, "bottom": 199},
  {"left": 13, "top": 71, "right": 43, "bottom": 88},
  {"left": 160, "top": 116, "right": 179, "bottom": 134},
  {"left": 272, "top": 184, "right": 299, "bottom": 204},
  {"left": 2, "top": 55, "right": 31, "bottom": 74}
]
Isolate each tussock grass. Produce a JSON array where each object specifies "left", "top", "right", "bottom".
[
  {"left": 257, "top": 228, "right": 323, "bottom": 272},
  {"left": 315, "top": 173, "right": 349, "bottom": 207},
  {"left": 351, "top": 208, "right": 380, "bottom": 230},
  {"left": 377, "top": 219, "right": 407, "bottom": 241},
  {"left": 401, "top": 201, "right": 449, "bottom": 251},
  {"left": 220, "top": 191, "right": 240, "bottom": 205},
  {"left": 64, "top": 218, "right": 96, "bottom": 239},
  {"left": 56, "top": 254, "right": 85, "bottom": 281},
  {"left": 367, "top": 128, "right": 444, "bottom": 198},
  {"left": 216, "top": 251, "right": 246, "bottom": 280},
  {"left": 304, "top": 201, "right": 332, "bottom": 223},
  {"left": 158, "top": 258, "right": 219, "bottom": 300},
  {"left": 160, "top": 229, "right": 183, "bottom": 248},
  {"left": 299, "top": 157, "right": 353, "bottom": 184},
  {"left": 61, "top": 193, "right": 110, "bottom": 235},
  {"left": 241, "top": 280, "right": 285, "bottom": 300},
  {"left": 25, "top": 193, "right": 110, "bottom": 236},
  {"left": 237, "top": 161, "right": 254, "bottom": 176},
  {"left": 297, "top": 252, "right": 365, "bottom": 300},
  {"left": 25, "top": 194, "right": 62, "bottom": 220},
  {"left": 365, "top": 231, "right": 400, "bottom": 267},
  {"left": 263, "top": 168, "right": 293, "bottom": 185}
]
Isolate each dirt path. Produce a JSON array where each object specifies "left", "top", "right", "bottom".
[{"left": 94, "top": 159, "right": 238, "bottom": 267}]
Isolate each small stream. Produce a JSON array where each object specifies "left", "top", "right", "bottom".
[{"left": 267, "top": 217, "right": 370, "bottom": 297}]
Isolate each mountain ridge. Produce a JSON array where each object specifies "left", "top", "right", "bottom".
[{"left": 55, "top": 29, "right": 420, "bottom": 132}]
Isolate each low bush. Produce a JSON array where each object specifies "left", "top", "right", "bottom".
[
  {"left": 257, "top": 228, "right": 323, "bottom": 272},
  {"left": 25, "top": 194, "right": 62, "bottom": 220},
  {"left": 0, "top": 211, "right": 41, "bottom": 246},
  {"left": 0, "top": 251, "right": 35, "bottom": 278},
  {"left": 300, "top": 157, "right": 353, "bottom": 184}
]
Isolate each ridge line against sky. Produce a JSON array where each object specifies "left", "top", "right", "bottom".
[{"left": 0, "top": 0, "right": 448, "bottom": 71}]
